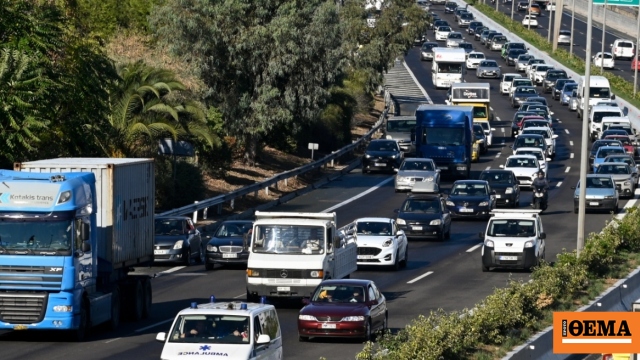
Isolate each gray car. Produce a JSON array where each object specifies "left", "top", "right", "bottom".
[
  {"left": 205, "top": 220, "right": 253, "bottom": 270},
  {"left": 420, "top": 42, "right": 439, "bottom": 61},
  {"left": 515, "top": 54, "right": 534, "bottom": 72},
  {"left": 569, "top": 89, "right": 580, "bottom": 111},
  {"left": 572, "top": 175, "right": 619, "bottom": 213},
  {"left": 154, "top": 216, "right": 204, "bottom": 265},
  {"left": 595, "top": 162, "right": 637, "bottom": 198},
  {"left": 558, "top": 29, "right": 571, "bottom": 45},
  {"left": 511, "top": 86, "right": 538, "bottom": 108},
  {"left": 476, "top": 59, "right": 501, "bottom": 78},
  {"left": 395, "top": 158, "right": 441, "bottom": 192},
  {"left": 446, "top": 32, "right": 465, "bottom": 48}
]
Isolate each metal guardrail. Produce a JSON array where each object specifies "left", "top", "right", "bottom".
[{"left": 158, "top": 90, "right": 391, "bottom": 218}]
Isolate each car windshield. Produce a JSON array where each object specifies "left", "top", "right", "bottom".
[
  {"left": 523, "top": 129, "right": 549, "bottom": 138},
  {"left": 592, "top": 111, "right": 622, "bottom": 123},
  {"left": 438, "top": 26, "right": 451, "bottom": 31},
  {"left": 596, "top": 164, "right": 630, "bottom": 174},
  {"left": 589, "top": 87, "right": 611, "bottom": 98},
  {"left": 546, "top": 72, "right": 566, "bottom": 79},
  {"left": 536, "top": 66, "right": 553, "bottom": 72},
  {"left": 510, "top": 43, "right": 526, "bottom": 50},
  {"left": 387, "top": 119, "right": 416, "bottom": 132},
  {"left": 487, "top": 219, "right": 535, "bottom": 237},
  {"left": 504, "top": 75, "right": 519, "bottom": 82},
  {"left": 528, "top": 59, "right": 544, "bottom": 65},
  {"left": 367, "top": 141, "right": 398, "bottom": 151},
  {"left": 529, "top": 109, "right": 548, "bottom": 117},
  {"left": 252, "top": 225, "right": 325, "bottom": 255},
  {"left": 470, "top": 53, "right": 485, "bottom": 59},
  {"left": 451, "top": 183, "right": 488, "bottom": 196},
  {"left": 461, "top": 14, "right": 473, "bottom": 19},
  {"left": 584, "top": 177, "right": 614, "bottom": 188},
  {"left": 523, "top": 121, "right": 547, "bottom": 128},
  {"left": 473, "top": 107, "right": 487, "bottom": 118},
  {"left": 564, "top": 84, "right": 577, "bottom": 92},
  {"left": 506, "top": 157, "right": 537, "bottom": 167},
  {"left": 437, "top": 63, "right": 463, "bottom": 73},
  {"left": 599, "top": 53, "right": 613, "bottom": 59},
  {"left": 0, "top": 218, "right": 74, "bottom": 255},
  {"left": 518, "top": 55, "right": 533, "bottom": 62},
  {"left": 401, "top": 198, "right": 441, "bottom": 213},
  {"left": 606, "top": 127, "right": 633, "bottom": 136},
  {"left": 400, "top": 160, "right": 434, "bottom": 171},
  {"left": 480, "top": 61, "right": 498, "bottom": 67},
  {"left": 513, "top": 80, "right": 532, "bottom": 87},
  {"left": 356, "top": 221, "right": 392, "bottom": 236},
  {"left": 605, "top": 137, "right": 631, "bottom": 145},
  {"left": 459, "top": 43, "right": 472, "bottom": 50},
  {"left": 215, "top": 222, "right": 252, "bottom": 237},
  {"left": 597, "top": 148, "right": 625, "bottom": 158},
  {"left": 167, "top": 315, "right": 251, "bottom": 344},
  {"left": 559, "top": 30, "right": 571, "bottom": 35},
  {"left": 422, "top": 43, "right": 437, "bottom": 50},
  {"left": 516, "top": 87, "right": 536, "bottom": 94},
  {"left": 479, "top": 172, "right": 512, "bottom": 184},
  {"left": 617, "top": 42, "right": 633, "bottom": 48},
  {"left": 155, "top": 218, "right": 186, "bottom": 235},
  {"left": 605, "top": 157, "right": 633, "bottom": 166},
  {"left": 449, "top": 33, "right": 462, "bottom": 39},
  {"left": 312, "top": 285, "right": 366, "bottom": 303},
  {"left": 517, "top": 150, "right": 543, "bottom": 160}
]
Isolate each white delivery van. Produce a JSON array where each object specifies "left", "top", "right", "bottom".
[
  {"left": 246, "top": 212, "right": 358, "bottom": 301},
  {"left": 589, "top": 105, "right": 625, "bottom": 141},
  {"left": 385, "top": 115, "right": 416, "bottom": 154},
  {"left": 601, "top": 116, "right": 636, "bottom": 141},
  {"left": 611, "top": 39, "right": 635, "bottom": 60},
  {"left": 157, "top": 300, "right": 282, "bottom": 360},
  {"left": 432, "top": 47, "right": 466, "bottom": 89},
  {"left": 577, "top": 75, "right": 615, "bottom": 119}
]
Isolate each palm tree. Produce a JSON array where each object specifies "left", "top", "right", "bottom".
[{"left": 103, "top": 60, "right": 216, "bottom": 157}]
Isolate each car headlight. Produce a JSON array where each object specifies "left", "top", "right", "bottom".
[
  {"left": 456, "top": 166, "right": 467, "bottom": 171},
  {"left": 396, "top": 218, "right": 406, "bottom": 225},
  {"left": 173, "top": 240, "right": 184, "bottom": 249},
  {"left": 625, "top": 181, "right": 631, "bottom": 185},
  {"left": 505, "top": 187, "right": 514, "bottom": 194},
  {"left": 430, "top": 219, "right": 442, "bottom": 226},
  {"left": 479, "top": 201, "right": 489, "bottom": 206},
  {"left": 425, "top": 176, "right": 434, "bottom": 182},
  {"left": 365, "top": 154, "right": 371, "bottom": 158},
  {"left": 342, "top": 316, "right": 366, "bottom": 322},
  {"left": 207, "top": 244, "right": 218, "bottom": 252},
  {"left": 382, "top": 239, "right": 393, "bottom": 247},
  {"left": 309, "top": 270, "right": 324, "bottom": 278},
  {"left": 446, "top": 200, "right": 455, "bottom": 206},
  {"left": 53, "top": 305, "right": 73, "bottom": 312},
  {"left": 484, "top": 239, "right": 494, "bottom": 247},
  {"left": 524, "top": 240, "right": 534, "bottom": 248},
  {"left": 397, "top": 176, "right": 406, "bottom": 182},
  {"left": 247, "top": 269, "right": 261, "bottom": 277},
  {"left": 299, "top": 315, "right": 317, "bottom": 321},
  {"left": 604, "top": 195, "right": 615, "bottom": 199}
]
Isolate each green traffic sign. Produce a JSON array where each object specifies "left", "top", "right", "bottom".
[{"left": 593, "top": 0, "right": 639, "bottom": 6}]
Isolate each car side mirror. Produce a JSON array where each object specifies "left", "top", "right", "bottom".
[
  {"left": 540, "top": 232, "right": 546, "bottom": 239},
  {"left": 491, "top": 128, "right": 496, "bottom": 131},
  {"left": 188, "top": 229, "right": 196, "bottom": 235},
  {"left": 552, "top": 134, "right": 559, "bottom": 139},
  {"left": 478, "top": 231, "right": 485, "bottom": 239},
  {"left": 302, "top": 297, "right": 310, "bottom": 305},
  {"left": 256, "top": 334, "right": 271, "bottom": 344},
  {"left": 81, "top": 222, "right": 90, "bottom": 241},
  {"left": 499, "top": 165, "right": 505, "bottom": 168},
  {"left": 436, "top": 168, "right": 441, "bottom": 173},
  {"left": 156, "top": 332, "right": 167, "bottom": 342},
  {"left": 490, "top": 190, "right": 496, "bottom": 195},
  {"left": 546, "top": 158, "right": 552, "bottom": 162}
]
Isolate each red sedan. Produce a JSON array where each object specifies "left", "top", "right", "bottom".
[{"left": 297, "top": 279, "right": 387, "bottom": 342}]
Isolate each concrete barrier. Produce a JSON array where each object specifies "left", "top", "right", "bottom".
[{"left": 563, "top": 0, "right": 638, "bottom": 39}]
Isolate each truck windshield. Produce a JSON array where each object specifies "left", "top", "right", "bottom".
[
  {"left": 420, "top": 127, "right": 465, "bottom": 146},
  {"left": 386, "top": 120, "right": 416, "bottom": 132},
  {"left": 252, "top": 225, "right": 325, "bottom": 255},
  {"left": 589, "top": 87, "right": 611, "bottom": 98},
  {"left": 487, "top": 220, "right": 535, "bottom": 237},
  {"left": 0, "top": 219, "right": 73, "bottom": 255},
  {"left": 473, "top": 106, "right": 487, "bottom": 118},
  {"left": 167, "top": 314, "right": 251, "bottom": 344},
  {"left": 436, "top": 63, "right": 463, "bottom": 74}
]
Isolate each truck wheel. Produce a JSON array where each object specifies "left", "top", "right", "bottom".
[
  {"left": 205, "top": 262, "right": 214, "bottom": 270},
  {"left": 482, "top": 265, "right": 490, "bottom": 272},
  {"left": 130, "top": 280, "right": 144, "bottom": 321},
  {"left": 73, "top": 299, "right": 89, "bottom": 341},
  {"left": 142, "top": 279, "right": 152, "bottom": 319},
  {"left": 108, "top": 287, "right": 121, "bottom": 331},
  {"left": 246, "top": 290, "right": 259, "bottom": 303}
]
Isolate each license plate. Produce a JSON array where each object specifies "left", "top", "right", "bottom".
[
  {"left": 499, "top": 256, "right": 518, "bottom": 261},
  {"left": 412, "top": 226, "right": 423, "bottom": 231},
  {"left": 358, "top": 255, "right": 375, "bottom": 259},
  {"left": 13, "top": 325, "right": 27, "bottom": 330},
  {"left": 154, "top": 250, "right": 168, "bottom": 255},
  {"left": 374, "top": 162, "right": 386, "bottom": 167},
  {"left": 321, "top": 323, "right": 337, "bottom": 329},
  {"left": 459, "top": 208, "right": 474, "bottom": 213},
  {"left": 589, "top": 202, "right": 599, "bottom": 206},
  {"left": 276, "top": 287, "right": 290, "bottom": 292},
  {"left": 495, "top": 195, "right": 501, "bottom": 198},
  {"left": 222, "top": 253, "right": 238, "bottom": 258},
  {"left": 438, "top": 166, "right": 448, "bottom": 170}
]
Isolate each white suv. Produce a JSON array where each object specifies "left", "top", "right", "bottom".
[
  {"left": 521, "top": 126, "right": 558, "bottom": 158},
  {"left": 480, "top": 209, "right": 546, "bottom": 272},
  {"left": 611, "top": 39, "right": 635, "bottom": 60},
  {"left": 351, "top": 217, "right": 408, "bottom": 269},
  {"left": 500, "top": 73, "right": 523, "bottom": 95},
  {"left": 499, "top": 155, "right": 542, "bottom": 188}
]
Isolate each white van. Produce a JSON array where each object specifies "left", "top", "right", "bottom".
[
  {"left": 157, "top": 300, "right": 283, "bottom": 360},
  {"left": 601, "top": 116, "right": 636, "bottom": 141},
  {"left": 611, "top": 39, "right": 635, "bottom": 60},
  {"left": 577, "top": 76, "right": 614, "bottom": 119},
  {"left": 589, "top": 105, "right": 625, "bottom": 141}
]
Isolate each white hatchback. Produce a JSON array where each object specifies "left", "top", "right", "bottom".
[
  {"left": 521, "top": 126, "right": 558, "bottom": 158},
  {"left": 466, "top": 51, "right": 486, "bottom": 69},
  {"left": 515, "top": 147, "right": 550, "bottom": 172},
  {"left": 501, "top": 73, "right": 523, "bottom": 95},
  {"left": 435, "top": 26, "right": 452, "bottom": 41},
  {"left": 499, "top": 155, "right": 542, "bottom": 188},
  {"left": 352, "top": 218, "right": 408, "bottom": 269},
  {"left": 593, "top": 52, "right": 615, "bottom": 69},
  {"left": 611, "top": 39, "right": 635, "bottom": 60}
]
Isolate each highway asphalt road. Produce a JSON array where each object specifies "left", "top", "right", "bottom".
[
  {"left": 485, "top": 0, "right": 640, "bottom": 86},
  {"left": 1, "top": 7, "right": 639, "bottom": 360}
]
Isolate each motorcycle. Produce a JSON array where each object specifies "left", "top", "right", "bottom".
[{"left": 531, "top": 185, "right": 547, "bottom": 211}]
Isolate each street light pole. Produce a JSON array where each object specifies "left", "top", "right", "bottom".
[
  {"left": 578, "top": 0, "right": 595, "bottom": 257},
  {"left": 570, "top": 0, "right": 576, "bottom": 56},
  {"left": 548, "top": 2, "right": 553, "bottom": 42},
  {"left": 552, "top": 0, "right": 564, "bottom": 51},
  {"left": 600, "top": 0, "right": 607, "bottom": 74},
  {"left": 528, "top": 0, "right": 532, "bottom": 29},
  {"left": 512, "top": 0, "right": 516, "bottom": 20},
  {"left": 635, "top": 10, "right": 640, "bottom": 96}
]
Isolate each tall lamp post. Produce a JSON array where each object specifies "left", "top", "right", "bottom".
[
  {"left": 570, "top": 0, "right": 576, "bottom": 56},
  {"left": 600, "top": 0, "right": 608, "bottom": 74},
  {"left": 512, "top": 0, "right": 516, "bottom": 19},
  {"left": 552, "top": 0, "right": 564, "bottom": 50},
  {"left": 548, "top": 2, "right": 553, "bottom": 42},
  {"left": 635, "top": 10, "right": 640, "bottom": 95},
  {"left": 578, "top": 0, "right": 595, "bottom": 257}
]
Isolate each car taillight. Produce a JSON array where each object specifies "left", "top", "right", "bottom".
[{"left": 602, "top": 355, "right": 613, "bottom": 360}]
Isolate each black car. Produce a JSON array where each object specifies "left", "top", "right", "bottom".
[
  {"left": 511, "top": 86, "right": 539, "bottom": 108},
  {"left": 506, "top": 49, "right": 528, "bottom": 65},
  {"left": 205, "top": 220, "right": 253, "bottom": 270},
  {"left": 589, "top": 139, "right": 624, "bottom": 167},
  {"left": 395, "top": 194, "right": 452, "bottom": 240},
  {"left": 479, "top": 169, "right": 520, "bottom": 208},
  {"left": 552, "top": 79, "right": 576, "bottom": 100},
  {"left": 154, "top": 216, "right": 204, "bottom": 265},
  {"left": 444, "top": 1, "right": 458, "bottom": 13},
  {"left": 432, "top": 20, "right": 449, "bottom": 32},
  {"left": 511, "top": 111, "right": 540, "bottom": 137},
  {"left": 362, "top": 139, "right": 403, "bottom": 174},
  {"left": 542, "top": 70, "right": 569, "bottom": 93},
  {"left": 468, "top": 21, "right": 483, "bottom": 34},
  {"left": 445, "top": 180, "right": 496, "bottom": 219},
  {"left": 473, "top": 123, "right": 488, "bottom": 154},
  {"left": 512, "top": 134, "right": 548, "bottom": 154}
]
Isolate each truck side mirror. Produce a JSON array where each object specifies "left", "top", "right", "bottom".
[
  {"left": 156, "top": 332, "right": 167, "bottom": 342},
  {"left": 540, "top": 232, "right": 546, "bottom": 239},
  {"left": 611, "top": 94, "right": 616, "bottom": 100},
  {"left": 478, "top": 231, "right": 485, "bottom": 239},
  {"left": 81, "top": 223, "right": 90, "bottom": 241},
  {"left": 82, "top": 241, "right": 91, "bottom": 253}
]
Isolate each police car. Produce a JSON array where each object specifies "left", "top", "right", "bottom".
[{"left": 156, "top": 298, "right": 283, "bottom": 360}]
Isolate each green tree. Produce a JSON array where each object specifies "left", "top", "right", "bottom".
[{"left": 149, "top": 0, "right": 345, "bottom": 164}]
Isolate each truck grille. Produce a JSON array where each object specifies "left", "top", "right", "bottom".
[
  {"left": 357, "top": 247, "right": 382, "bottom": 256},
  {"left": 0, "top": 293, "right": 48, "bottom": 324},
  {"left": 0, "top": 265, "right": 62, "bottom": 290},
  {"left": 219, "top": 246, "right": 243, "bottom": 253},
  {"left": 265, "top": 269, "right": 305, "bottom": 279}
]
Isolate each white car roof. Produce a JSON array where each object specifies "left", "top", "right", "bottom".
[
  {"left": 507, "top": 154, "right": 538, "bottom": 160},
  {"left": 355, "top": 217, "right": 393, "bottom": 223},
  {"left": 515, "top": 147, "right": 544, "bottom": 153},
  {"left": 522, "top": 126, "right": 551, "bottom": 132},
  {"left": 490, "top": 209, "right": 541, "bottom": 219}
]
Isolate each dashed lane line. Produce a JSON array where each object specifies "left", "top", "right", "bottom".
[
  {"left": 407, "top": 271, "right": 434, "bottom": 284},
  {"left": 466, "top": 243, "right": 483, "bottom": 253},
  {"left": 135, "top": 318, "right": 174, "bottom": 333},
  {"left": 565, "top": 167, "right": 571, "bottom": 173},
  {"left": 495, "top": 152, "right": 501, "bottom": 158},
  {"left": 485, "top": 166, "right": 491, "bottom": 170},
  {"left": 565, "top": 129, "right": 570, "bottom": 135},
  {"left": 570, "top": 141, "right": 574, "bottom": 146},
  {"left": 570, "top": 153, "right": 575, "bottom": 158},
  {"left": 556, "top": 181, "right": 563, "bottom": 188}
]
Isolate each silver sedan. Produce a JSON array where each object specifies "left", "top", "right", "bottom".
[
  {"left": 395, "top": 158, "right": 441, "bottom": 192},
  {"left": 558, "top": 30, "right": 571, "bottom": 45},
  {"left": 476, "top": 59, "right": 501, "bottom": 79}
]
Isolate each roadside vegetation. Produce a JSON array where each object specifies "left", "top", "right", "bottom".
[{"left": 0, "top": 0, "right": 427, "bottom": 209}]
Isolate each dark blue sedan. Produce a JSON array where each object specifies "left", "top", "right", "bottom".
[{"left": 445, "top": 180, "right": 496, "bottom": 219}]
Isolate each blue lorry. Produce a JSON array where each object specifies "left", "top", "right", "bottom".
[
  {"left": 414, "top": 105, "right": 474, "bottom": 179},
  {"left": 0, "top": 158, "right": 155, "bottom": 340}
]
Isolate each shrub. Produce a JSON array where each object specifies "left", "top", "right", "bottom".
[{"left": 155, "top": 157, "right": 207, "bottom": 211}]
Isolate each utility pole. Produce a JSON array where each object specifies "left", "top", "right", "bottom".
[
  {"left": 552, "top": 0, "right": 565, "bottom": 51},
  {"left": 635, "top": 11, "right": 640, "bottom": 95},
  {"left": 570, "top": 0, "right": 576, "bottom": 56},
  {"left": 512, "top": 0, "right": 516, "bottom": 19},
  {"left": 600, "top": 0, "right": 608, "bottom": 74}
]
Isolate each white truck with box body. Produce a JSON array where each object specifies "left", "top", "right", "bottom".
[
  {"left": 432, "top": 47, "right": 466, "bottom": 89},
  {"left": 246, "top": 212, "right": 357, "bottom": 301}
]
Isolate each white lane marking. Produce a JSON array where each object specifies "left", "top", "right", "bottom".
[
  {"left": 167, "top": 273, "right": 206, "bottom": 276},
  {"left": 496, "top": 116, "right": 501, "bottom": 121},
  {"left": 322, "top": 177, "right": 394, "bottom": 213},
  {"left": 558, "top": 120, "right": 563, "bottom": 124},
  {"left": 161, "top": 266, "right": 186, "bottom": 274},
  {"left": 615, "top": 190, "right": 640, "bottom": 219},
  {"left": 501, "top": 140, "right": 506, "bottom": 145},
  {"left": 105, "top": 338, "right": 121, "bottom": 343},
  {"left": 402, "top": 61, "right": 433, "bottom": 104},
  {"left": 234, "top": 293, "right": 245, "bottom": 299},
  {"left": 565, "top": 167, "right": 571, "bottom": 173},
  {"left": 135, "top": 318, "right": 174, "bottom": 333},
  {"left": 556, "top": 181, "right": 563, "bottom": 188},
  {"left": 485, "top": 166, "right": 491, "bottom": 170},
  {"left": 501, "top": 127, "right": 505, "bottom": 133},
  {"left": 490, "top": 107, "right": 494, "bottom": 111},
  {"left": 564, "top": 129, "right": 570, "bottom": 135},
  {"left": 495, "top": 152, "right": 501, "bottom": 158},
  {"left": 407, "top": 271, "right": 434, "bottom": 284},
  {"left": 570, "top": 153, "right": 575, "bottom": 159},
  {"left": 466, "top": 243, "right": 483, "bottom": 252},
  {"left": 570, "top": 141, "right": 574, "bottom": 146}
]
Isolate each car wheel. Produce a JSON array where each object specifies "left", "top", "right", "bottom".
[
  {"left": 400, "top": 246, "right": 408, "bottom": 268},
  {"left": 614, "top": 203, "right": 619, "bottom": 213},
  {"left": 182, "top": 248, "right": 190, "bottom": 266},
  {"left": 362, "top": 167, "right": 369, "bottom": 174},
  {"left": 445, "top": 225, "right": 451, "bottom": 240},
  {"left": 574, "top": 207, "right": 579, "bottom": 214},
  {"left": 482, "top": 264, "right": 490, "bottom": 272},
  {"left": 247, "top": 290, "right": 259, "bottom": 303},
  {"left": 205, "top": 261, "right": 214, "bottom": 270},
  {"left": 196, "top": 244, "right": 204, "bottom": 264},
  {"left": 390, "top": 251, "right": 400, "bottom": 271},
  {"left": 437, "top": 230, "right": 445, "bottom": 241},
  {"left": 299, "top": 335, "right": 309, "bottom": 342},
  {"left": 362, "top": 319, "right": 372, "bottom": 342}
]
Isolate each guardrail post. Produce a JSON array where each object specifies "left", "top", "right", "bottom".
[
  {"left": 230, "top": 199, "right": 234, "bottom": 210},
  {"left": 203, "top": 207, "right": 208, "bottom": 220},
  {"left": 284, "top": 178, "right": 288, "bottom": 187},
  {"left": 331, "top": 151, "right": 336, "bottom": 168},
  {"left": 265, "top": 186, "right": 269, "bottom": 196},
  {"left": 192, "top": 201, "right": 199, "bottom": 224},
  {"left": 217, "top": 203, "right": 223, "bottom": 214}
]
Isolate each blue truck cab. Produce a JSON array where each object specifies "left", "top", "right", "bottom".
[
  {"left": 414, "top": 105, "right": 474, "bottom": 179},
  {"left": 0, "top": 158, "right": 155, "bottom": 340}
]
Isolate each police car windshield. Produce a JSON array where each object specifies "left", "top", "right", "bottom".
[{"left": 168, "top": 315, "right": 251, "bottom": 345}]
